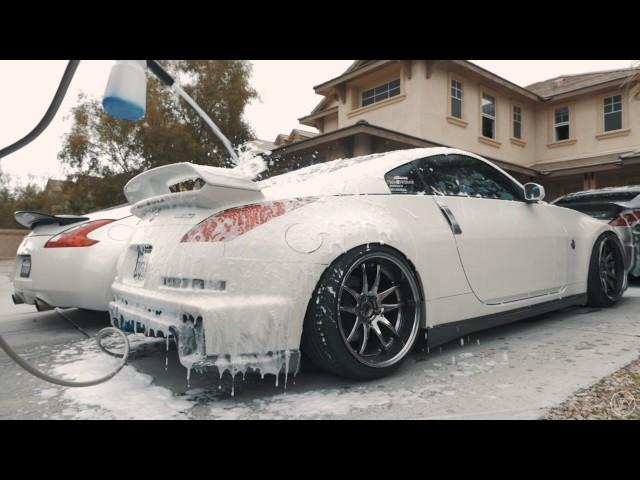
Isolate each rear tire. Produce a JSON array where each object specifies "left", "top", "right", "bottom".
[
  {"left": 301, "top": 245, "right": 422, "bottom": 380},
  {"left": 587, "top": 232, "right": 626, "bottom": 307}
]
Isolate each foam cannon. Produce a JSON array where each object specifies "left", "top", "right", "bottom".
[{"left": 103, "top": 60, "right": 240, "bottom": 164}]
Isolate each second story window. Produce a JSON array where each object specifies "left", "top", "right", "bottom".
[
  {"left": 554, "top": 106, "right": 570, "bottom": 141},
  {"left": 361, "top": 78, "right": 400, "bottom": 107},
  {"left": 450, "top": 79, "right": 463, "bottom": 118},
  {"left": 512, "top": 105, "right": 522, "bottom": 139},
  {"left": 603, "top": 94, "right": 623, "bottom": 132},
  {"left": 481, "top": 94, "right": 496, "bottom": 139}
]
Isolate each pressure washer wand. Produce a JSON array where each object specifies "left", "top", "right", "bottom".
[
  {"left": 171, "top": 83, "right": 240, "bottom": 165},
  {"left": 104, "top": 60, "right": 240, "bottom": 164},
  {"left": 149, "top": 60, "right": 240, "bottom": 165}
]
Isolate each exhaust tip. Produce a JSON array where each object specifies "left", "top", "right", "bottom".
[
  {"left": 11, "top": 293, "right": 24, "bottom": 305},
  {"left": 35, "top": 298, "right": 54, "bottom": 312}
]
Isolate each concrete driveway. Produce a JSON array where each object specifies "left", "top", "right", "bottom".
[{"left": 1, "top": 259, "right": 639, "bottom": 419}]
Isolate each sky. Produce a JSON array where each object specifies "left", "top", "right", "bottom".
[{"left": 0, "top": 60, "right": 636, "bottom": 186}]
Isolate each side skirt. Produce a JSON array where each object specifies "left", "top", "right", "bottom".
[{"left": 425, "top": 293, "right": 587, "bottom": 349}]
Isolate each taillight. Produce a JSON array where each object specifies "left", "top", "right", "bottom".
[
  {"left": 45, "top": 219, "right": 114, "bottom": 248},
  {"left": 623, "top": 213, "right": 638, "bottom": 225},
  {"left": 181, "top": 198, "right": 316, "bottom": 243},
  {"left": 609, "top": 217, "right": 628, "bottom": 227}
]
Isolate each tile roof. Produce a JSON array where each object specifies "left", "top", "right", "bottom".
[
  {"left": 247, "top": 139, "right": 277, "bottom": 151},
  {"left": 290, "top": 129, "right": 317, "bottom": 138},
  {"left": 525, "top": 68, "right": 638, "bottom": 99}
]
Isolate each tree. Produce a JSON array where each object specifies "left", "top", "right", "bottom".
[
  {"left": 58, "top": 60, "right": 257, "bottom": 211},
  {"left": 0, "top": 168, "right": 16, "bottom": 228},
  {"left": 0, "top": 169, "right": 68, "bottom": 228}
]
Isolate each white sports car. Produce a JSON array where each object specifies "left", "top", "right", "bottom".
[
  {"left": 12, "top": 205, "right": 137, "bottom": 312},
  {"left": 109, "top": 147, "right": 627, "bottom": 380},
  {"left": 553, "top": 186, "right": 640, "bottom": 280}
]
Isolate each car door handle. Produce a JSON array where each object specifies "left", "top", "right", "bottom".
[{"left": 437, "top": 203, "right": 462, "bottom": 235}]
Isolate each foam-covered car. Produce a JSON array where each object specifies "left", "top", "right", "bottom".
[{"left": 109, "top": 147, "right": 627, "bottom": 380}]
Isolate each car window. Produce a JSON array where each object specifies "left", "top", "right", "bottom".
[
  {"left": 384, "top": 162, "right": 427, "bottom": 194},
  {"left": 414, "top": 154, "right": 523, "bottom": 201}
]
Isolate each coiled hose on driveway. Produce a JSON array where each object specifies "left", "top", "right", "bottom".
[{"left": 0, "top": 326, "right": 130, "bottom": 388}]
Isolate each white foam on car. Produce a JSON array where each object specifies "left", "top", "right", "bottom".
[
  {"left": 109, "top": 147, "right": 457, "bottom": 386},
  {"left": 230, "top": 142, "right": 269, "bottom": 180}
]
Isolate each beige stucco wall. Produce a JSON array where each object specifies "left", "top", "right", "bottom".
[
  {"left": 334, "top": 61, "right": 538, "bottom": 167},
  {"left": 323, "top": 112, "right": 339, "bottom": 133},
  {"left": 533, "top": 90, "right": 640, "bottom": 166},
  {"left": 321, "top": 61, "right": 640, "bottom": 169}
]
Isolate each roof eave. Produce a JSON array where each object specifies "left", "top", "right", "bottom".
[
  {"left": 540, "top": 77, "right": 636, "bottom": 102},
  {"left": 298, "top": 106, "right": 339, "bottom": 126},
  {"left": 313, "top": 60, "right": 396, "bottom": 94},
  {"left": 452, "top": 60, "right": 543, "bottom": 102}
]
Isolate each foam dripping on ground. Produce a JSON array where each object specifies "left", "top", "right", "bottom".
[{"left": 45, "top": 335, "right": 193, "bottom": 420}]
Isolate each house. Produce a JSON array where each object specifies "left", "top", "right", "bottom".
[
  {"left": 273, "top": 129, "right": 317, "bottom": 146},
  {"left": 43, "top": 179, "right": 69, "bottom": 195},
  {"left": 268, "top": 60, "right": 640, "bottom": 200}
]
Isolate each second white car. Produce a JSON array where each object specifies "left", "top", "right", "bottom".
[{"left": 12, "top": 204, "right": 137, "bottom": 312}]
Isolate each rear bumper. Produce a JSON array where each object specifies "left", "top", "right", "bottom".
[
  {"left": 109, "top": 288, "right": 303, "bottom": 376},
  {"left": 109, "top": 257, "right": 326, "bottom": 375},
  {"left": 12, "top": 234, "right": 125, "bottom": 311}
]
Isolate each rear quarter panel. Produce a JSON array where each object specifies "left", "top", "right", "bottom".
[
  {"left": 224, "top": 194, "right": 472, "bottom": 302},
  {"left": 550, "top": 203, "right": 613, "bottom": 288}
]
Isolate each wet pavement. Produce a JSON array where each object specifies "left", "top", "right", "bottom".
[{"left": 1, "top": 259, "right": 639, "bottom": 419}]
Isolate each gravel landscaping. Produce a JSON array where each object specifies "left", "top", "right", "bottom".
[{"left": 545, "top": 357, "right": 640, "bottom": 420}]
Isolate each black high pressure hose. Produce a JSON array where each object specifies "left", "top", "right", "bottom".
[
  {"left": 0, "top": 60, "right": 131, "bottom": 387},
  {"left": 0, "top": 328, "right": 129, "bottom": 387},
  {"left": 0, "top": 60, "right": 80, "bottom": 159}
]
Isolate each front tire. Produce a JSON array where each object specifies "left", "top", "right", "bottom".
[
  {"left": 587, "top": 232, "right": 626, "bottom": 307},
  {"left": 301, "top": 245, "right": 422, "bottom": 380}
]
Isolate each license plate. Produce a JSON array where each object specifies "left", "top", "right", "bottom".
[
  {"left": 20, "top": 256, "right": 31, "bottom": 278},
  {"left": 132, "top": 245, "right": 152, "bottom": 281}
]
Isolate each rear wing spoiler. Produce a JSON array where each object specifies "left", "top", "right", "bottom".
[
  {"left": 124, "top": 163, "right": 265, "bottom": 217},
  {"left": 14, "top": 211, "right": 89, "bottom": 230}
]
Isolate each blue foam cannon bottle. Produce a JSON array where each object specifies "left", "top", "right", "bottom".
[{"left": 102, "top": 60, "right": 147, "bottom": 121}]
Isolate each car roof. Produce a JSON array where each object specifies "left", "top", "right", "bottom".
[
  {"left": 562, "top": 185, "right": 640, "bottom": 196},
  {"left": 555, "top": 186, "right": 640, "bottom": 203},
  {"left": 260, "top": 147, "right": 523, "bottom": 199}
]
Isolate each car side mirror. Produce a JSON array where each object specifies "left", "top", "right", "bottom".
[{"left": 524, "top": 183, "right": 545, "bottom": 202}]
